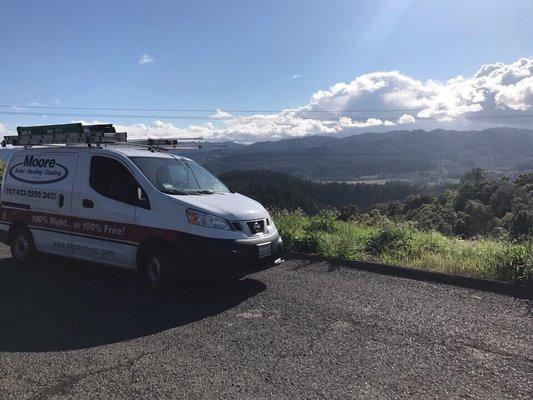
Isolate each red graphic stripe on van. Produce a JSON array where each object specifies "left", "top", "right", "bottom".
[
  {"left": 0, "top": 206, "right": 180, "bottom": 244},
  {"left": 1, "top": 201, "right": 31, "bottom": 210}
]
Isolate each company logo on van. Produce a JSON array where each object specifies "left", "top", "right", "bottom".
[{"left": 8, "top": 155, "right": 69, "bottom": 184}]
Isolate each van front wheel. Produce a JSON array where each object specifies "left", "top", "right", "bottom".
[
  {"left": 11, "top": 228, "right": 39, "bottom": 265},
  {"left": 142, "top": 245, "right": 179, "bottom": 292}
]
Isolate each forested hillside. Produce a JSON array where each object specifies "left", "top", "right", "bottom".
[
  {"left": 219, "top": 170, "right": 418, "bottom": 213},
  {"left": 371, "top": 169, "right": 533, "bottom": 240},
  {"left": 186, "top": 127, "right": 533, "bottom": 181},
  {"left": 244, "top": 167, "right": 533, "bottom": 283},
  {"left": 220, "top": 168, "right": 532, "bottom": 241}
]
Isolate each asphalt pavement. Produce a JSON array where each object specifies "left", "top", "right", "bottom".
[{"left": 0, "top": 245, "right": 531, "bottom": 399}]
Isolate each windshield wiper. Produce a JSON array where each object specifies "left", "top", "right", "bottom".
[
  {"left": 188, "top": 189, "right": 215, "bottom": 195},
  {"left": 162, "top": 189, "right": 190, "bottom": 195}
]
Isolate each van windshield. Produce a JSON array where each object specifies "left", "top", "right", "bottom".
[{"left": 129, "top": 156, "right": 230, "bottom": 195}]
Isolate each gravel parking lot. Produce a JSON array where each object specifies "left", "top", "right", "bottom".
[{"left": 0, "top": 245, "right": 531, "bottom": 399}]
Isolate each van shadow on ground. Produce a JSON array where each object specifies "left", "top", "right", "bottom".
[{"left": 0, "top": 256, "right": 265, "bottom": 353}]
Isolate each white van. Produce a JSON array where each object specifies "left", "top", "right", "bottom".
[{"left": 0, "top": 124, "right": 283, "bottom": 291}]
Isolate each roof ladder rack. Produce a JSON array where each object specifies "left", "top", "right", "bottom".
[
  {"left": 127, "top": 137, "right": 203, "bottom": 151},
  {"left": 1, "top": 123, "right": 203, "bottom": 150},
  {"left": 1, "top": 123, "right": 126, "bottom": 147}
]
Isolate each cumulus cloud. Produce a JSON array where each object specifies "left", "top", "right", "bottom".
[
  {"left": 397, "top": 114, "right": 416, "bottom": 124},
  {"left": 495, "top": 76, "right": 533, "bottom": 110},
  {"left": 338, "top": 116, "right": 393, "bottom": 129},
  {"left": 117, "top": 114, "right": 340, "bottom": 143},
  {"left": 3, "top": 58, "right": 530, "bottom": 143},
  {"left": 304, "top": 58, "right": 533, "bottom": 121},
  {"left": 211, "top": 109, "right": 232, "bottom": 119},
  {"left": 113, "top": 114, "right": 401, "bottom": 143},
  {"left": 138, "top": 54, "right": 154, "bottom": 64},
  {"left": 112, "top": 57, "right": 531, "bottom": 142},
  {"left": 116, "top": 120, "right": 212, "bottom": 140}
]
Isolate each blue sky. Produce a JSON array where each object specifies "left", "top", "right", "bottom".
[{"left": 1, "top": 0, "right": 532, "bottom": 141}]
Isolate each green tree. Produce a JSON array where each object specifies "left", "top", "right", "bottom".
[
  {"left": 461, "top": 168, "right": 486, "bottom": 186},
  {"left": 464, "top": 200, "right": 492, "bottom": 236},
  {"left": 489, "top": 181, "right": 518, "bottom": 218}
]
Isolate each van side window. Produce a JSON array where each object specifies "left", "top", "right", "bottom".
[{"left": 90, "top": 156, "right": 137, "bottom": 205}]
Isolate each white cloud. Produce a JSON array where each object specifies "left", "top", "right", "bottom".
[
  {"left": 304, "top": 58, "right": 533, "bottom": 122},
  {"left": 3, "top": 58, "right": 531, "bottom": 143},
  {"left": 115, "top": 58, "right": 532, "bottom": 142},
  {"left": 397, "top": 114, "right": 416, "bottom": 124},
  {"left": 338, "top": 116, "right": 391, "bottom": 129},
  {"left": 116, "top": 120, "right": 207, "bottom": 139},
  {"left": 292, "top": 74, "right": 303, "bottom": 79},
  {"left": 116, "top": 114, "right": 340, "bottom": 143},
  {"left": 138, "top": 54, "right": 154, "bottom": 64},
  {"left": 495, "top": 76, "right": 533, "bottom": 111},
  {"left": 211, "top": 109, "right": 232, "bottom": 119}
]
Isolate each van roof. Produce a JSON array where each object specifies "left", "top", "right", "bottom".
[
  {"left": 11, "top": 146, "right": 193, "bottom": 161},
  {"left": 109, "top": 146, "right": 193, "bottom": 161}
]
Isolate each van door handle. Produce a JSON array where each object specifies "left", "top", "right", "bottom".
[{"left": 82, "top": 199, "right": 94, "bottom": 208}]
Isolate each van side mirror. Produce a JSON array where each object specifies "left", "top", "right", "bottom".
[
  {"left": 136, "top": 187, "right": 151, "bottom": 209},
  {"left": 137, "top": 187, "right": 147, "bottom": 201}
]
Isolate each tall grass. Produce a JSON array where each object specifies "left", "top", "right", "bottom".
[{"left": 274, "top": 210, "right": 533, "bottom": 284}]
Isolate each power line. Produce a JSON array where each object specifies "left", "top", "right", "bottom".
[
  {"left": 0, "top": 110, "right": 234, "bottom": 120},
  {"left": 0, "top": 104, "right": 526, "bottom": 114},
  {"left": 0, "top": 110, "right": 532, "bottom": 121}
]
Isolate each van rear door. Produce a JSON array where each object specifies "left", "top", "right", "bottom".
[
  {"left": 2, "top": 152, "right": 78, "bottom": 256},
  {"left": 70, "top": 153, "right": 136, "bottom": 267}
]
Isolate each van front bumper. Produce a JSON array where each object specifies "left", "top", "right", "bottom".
[{"left": 175, "top": 231, "right": 283, "bottom": 279}]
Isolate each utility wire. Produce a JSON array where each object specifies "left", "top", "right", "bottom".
[
  {"left": 0, "top": 110, "right": 532, "bottom": 121},
  {"left": 0, "top": 104, "right": 527, "bottom": 114}
]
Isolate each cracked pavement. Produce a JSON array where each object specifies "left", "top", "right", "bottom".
[{"left": 0, "top": 245, "right": 531, "bottom": 399}]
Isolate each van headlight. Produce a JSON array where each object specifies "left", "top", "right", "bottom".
[{"left": 186, "top": 209, "right": 233, "bottom": 231}]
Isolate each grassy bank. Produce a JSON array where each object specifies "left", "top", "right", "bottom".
[{"left": 274, "top": 210, "right": 533, "bottom": 284}]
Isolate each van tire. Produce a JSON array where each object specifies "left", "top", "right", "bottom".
[
  {"left": 141, "top": 245, "right": 179, "bottom": 292},
  {"left": 10, "top": 228, "right": 39, "bottom": 265}
]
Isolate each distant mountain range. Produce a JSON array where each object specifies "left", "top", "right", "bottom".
[
  {"left": 184, "top": 127, "right": 533, "bottom": 181},
  {"left": 1, "top": 127, "right": 531, "bottom": 182}
]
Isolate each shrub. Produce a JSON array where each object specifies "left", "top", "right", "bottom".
[
  {"left": 272, "top": 210, "right": 532, "bottom": 284},
  {"left": 493, "top": 241, "right": 533, "bottom": 283},
  {"left": 365, "top": 223, "right": 414, "bottom": 257},
  {"left": 281, "top": 232, "right": 320, "bottom": 253},
  {"left": 307, "top": 210, "right": 338, "bottom": 233}
]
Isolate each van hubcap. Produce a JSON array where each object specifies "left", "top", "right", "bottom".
[
  {"left": 147, "top": 257, "right": 162, "bottom": 287},
  {"left": 13, "top": 235, "right": 29, "bottom": 260}
]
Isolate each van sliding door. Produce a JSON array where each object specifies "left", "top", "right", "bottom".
[{"left": 70, "top": 155, "right": 136, "bottom": 267}]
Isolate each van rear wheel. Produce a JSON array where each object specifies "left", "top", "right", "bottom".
[
  {"left": 11, "top": 228, "right": 39, "bottom": 265},
  {"left": 142, "top": 245, "right": 179, "bottom": 292}
]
